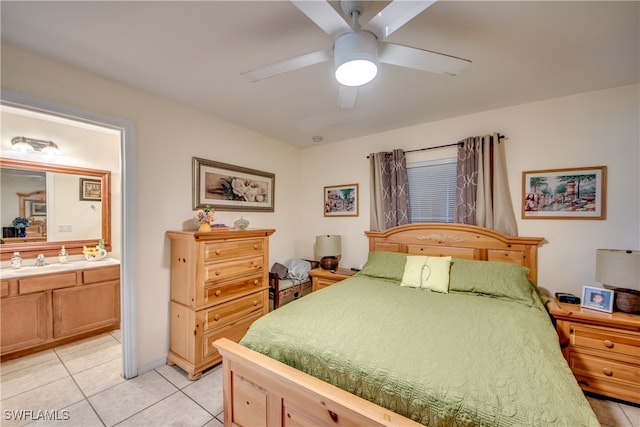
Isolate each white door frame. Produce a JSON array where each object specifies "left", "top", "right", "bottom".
[{"left": 1, "top": 89, "right": 138, "bottom": 379}]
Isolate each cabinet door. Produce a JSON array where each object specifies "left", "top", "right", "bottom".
[
  {"left": 1, "top": 292, "right": 51, "bottom": 355},
  {"left": 53, "top": 280, "right": 120, "bottom": 338}
]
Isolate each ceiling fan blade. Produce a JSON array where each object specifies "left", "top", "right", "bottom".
[
  {"left": 241, "top": 49, "right": 332, "bottom": 82},
  {"left": 363, "top": 0, "right": 437, "bottom": 40},
  {"left": 339, "top": 85, "right": 358, "bottom": 109},
  {"left": 378, "top": 43, "right": 471, "bottom": 76},
  {"left": 290, "top": 0, "right": 352, "bottom": 39}
]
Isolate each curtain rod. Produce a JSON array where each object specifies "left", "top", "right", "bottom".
[
  {"left": 405, "top": 133, "right": 505, "bottom": 155},
  {"left": 366, "top": 134, "right": 505, "bottom": 158}
]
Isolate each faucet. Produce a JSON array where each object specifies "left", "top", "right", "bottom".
[{"left": 34, "top": 254, "right": 46, "bottom": 267}]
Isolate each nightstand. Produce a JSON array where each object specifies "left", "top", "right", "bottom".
[
  {"left": 546, "top": 298, "right": 640, "bottom": 404},
  {"left": 309, "top": 267, "right": 357, "bottom": 292}
]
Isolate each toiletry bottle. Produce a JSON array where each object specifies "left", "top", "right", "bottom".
[
  {"left": 98, "top": 239, "right": 105, "bottom": 250},
  {"left": 11, "top": 252, "right": 22, "bottom": 269},
  {"left": 59, "top": 246, "right": 68, "bottom": 264}
]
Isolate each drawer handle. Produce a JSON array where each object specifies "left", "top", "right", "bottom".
[
  {"left": 253, "top": 280, "right": 259, "bottom": 286},
  {"left": 253, "top": 244, "right": 258, "bottom": 250},
  {"left": 215, "top": 249, "right": 221, "bottom": 255},
  {"left": 214, "top": 314, "right": 220, "bottom": 321},
  {"left": 215, "top": 271, "right": 221, "bottom": 276},
  {"left": 253, "top": 300, "right": 258, "bottom": 306},
  {"left": 602, "top": 367, "right": 613, "bottom": 376},
  {"left": 215, "top": 290, "right": 222, "bottom": 297},
  {"left": 603, "top": 340, "right": 614, "bottom": 348}
]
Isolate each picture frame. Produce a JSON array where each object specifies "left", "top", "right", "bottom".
[
  {"left": 324, "top": 183, "right": 359, "bottom": 217},
  {"left": 522, "top": 166, "right": 606, "bottom": 219},
  {"left": 30, "top": 201, "right": 47, "bottom": 217},
  {"left": 193, "top": 157, "right": 275, "bottom": 212},
  {"left": 79, "top": 178, "right": 102, "bottom": 201},
  {"left": 581, "top": 286, "right": 614, "bottom": 313}
]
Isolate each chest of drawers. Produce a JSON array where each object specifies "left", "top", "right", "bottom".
[
  {"left": 166, "top": 228, "right": 274, "bottom": 379},
  {"left": 547, "top": 298, "right": 640, "bottom": 404}
]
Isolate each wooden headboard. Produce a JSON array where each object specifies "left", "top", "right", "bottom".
[{"left": 365, "top": 223, "right": 544, "bottom": 282}]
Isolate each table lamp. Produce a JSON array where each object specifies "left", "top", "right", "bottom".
[
  {"left": 315, "top": 235, "right": 341, "bottom": 270},
  {"left": 596, "top": 249, "right": 640, "bottom": 313}
]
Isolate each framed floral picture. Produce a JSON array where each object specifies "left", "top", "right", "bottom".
[
  {"left": 522, "top": 166, "right": 606, "bottom": 219},
  {"left": 324, "top": 183, "right": 358, "bottom": 217},
  {"left": 192, "top": 157, "right": 275, "bottom": 212}
]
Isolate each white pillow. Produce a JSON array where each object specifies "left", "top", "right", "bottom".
[{"left": 400, "top": 256, "right": 452, "bottom": 293}]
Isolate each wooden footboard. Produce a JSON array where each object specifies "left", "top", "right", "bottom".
[{"left": 214, "top": 338, "right": 421, "bottom": 427}]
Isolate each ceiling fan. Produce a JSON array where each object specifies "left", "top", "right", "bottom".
[{"left": 241, "top": 0, "right": 471, "bottom": 109}]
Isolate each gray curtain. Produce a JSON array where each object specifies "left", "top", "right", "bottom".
[
  {"left": 369, "top": 149, "right": 409, "bottom": 231},
  {"left": 456, "top": 133, "right": 518, "bottom": 236},
  {"left": 455, "top": 137, "right": 481, "bottom": 224}
]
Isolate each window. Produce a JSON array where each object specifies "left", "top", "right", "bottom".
[{"left": 407, "top": 158, "right": 457, "bottom": 223}]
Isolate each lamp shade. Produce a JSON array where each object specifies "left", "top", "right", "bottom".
[
  {"left": 595, "top": 249, "right": 640, "bottom": 291},
  {"left": 334, "top": 31, "right": 378, "bottom": 87},
  {"left": 314, "top": 235, "right": 342, "bottom": 260}
]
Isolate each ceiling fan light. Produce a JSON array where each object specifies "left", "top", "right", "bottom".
[
  {"left": 334, "top": 31, "right": 378, "bottom": 87},
  {"left": 336, "top": 60, "right": 377, "bottom": 86}
]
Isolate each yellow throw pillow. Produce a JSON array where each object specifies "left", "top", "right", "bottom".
[{"left": 401, "top": 256, "right": 452, "bottom": 293}]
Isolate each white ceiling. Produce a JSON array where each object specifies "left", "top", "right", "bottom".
[{"left": 1, "top": 1, "right": 638, "bottom": 148}]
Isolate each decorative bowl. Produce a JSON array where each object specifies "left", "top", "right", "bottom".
[
  {"left": 234, "top": 216, "right": 250, "bottom": 230},
  {"left": 320, "top": 256, "right": 339, "bottom": 270},
  {"left": 83, "top": 246, "right": 107, "bottom": 261}
]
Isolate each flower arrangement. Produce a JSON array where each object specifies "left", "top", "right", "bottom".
[
  {"left": 195, "top": 207, "right": 216, "bottom": 224},
  {"left": 219, "top": 177, "right": 267, "bottom": 202},
  {"left": 11, "top": 217, "right": 31, "bottom": 229}
]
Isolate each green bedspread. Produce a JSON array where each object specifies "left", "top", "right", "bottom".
[{"left": 241, "top": 275, "right": 599, "bottom": 426}]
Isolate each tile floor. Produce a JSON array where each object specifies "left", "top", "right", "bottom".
[
  {"left": 0, "top": 331, "right": 222, "bottom": 427},
  {"left": 1, "top": 330, "right": 638, "bottom": 427}
]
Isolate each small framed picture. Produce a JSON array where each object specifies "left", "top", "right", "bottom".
[
  {"left": 324, "top": 183, "right": 358, "bottom": 217},
  {"left": 581, "top": 286, "right": 614, "bottom": 313},
  {"left": 80, "top": 178, "right": 102, "bottom": 201}
]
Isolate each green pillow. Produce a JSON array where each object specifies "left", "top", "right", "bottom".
[
  {"left": 358, "top": 251, "right": 409, "bottom": 282},
  {"left": 449, "top": 258, "right": 534, "bottom": 304},
  {"left": 400, "top": 256, "right": 452, "bottom": 293}
]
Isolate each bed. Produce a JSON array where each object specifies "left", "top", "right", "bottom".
[{"left": 214, "top": 223, "right": 599, "bottom": 426}]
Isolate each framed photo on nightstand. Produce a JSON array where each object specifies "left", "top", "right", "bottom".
[{"left": 581, "top": 286, "right": 614, "bottom": 313}]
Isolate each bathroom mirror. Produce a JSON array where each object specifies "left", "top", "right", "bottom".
[{"left": 0, "top": 158, "right": 111, "bottom": 260}]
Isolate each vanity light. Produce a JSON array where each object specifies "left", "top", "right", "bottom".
[{"left": 11, "top": 137, "right": 62, "bottom": 156}]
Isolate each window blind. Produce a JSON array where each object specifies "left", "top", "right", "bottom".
[{"left": 407, "top": 158, "right": 457, "bottom": 223}]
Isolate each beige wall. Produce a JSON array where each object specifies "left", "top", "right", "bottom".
[
  {"left": 1, "top": 42, "right": 303, "bottom": 370},
  {"left": 2, "top": 41, "right": 638, "bottom": 371},
  {"left": 298, "top": 84, "right": 640, "bottom": 298}
]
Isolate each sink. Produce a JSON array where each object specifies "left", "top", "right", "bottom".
[
  {"left": 1, "top": 263, "right": 77, "bottom": 277},
  {"left": 0, "top": 258, "right": 119, "bottom": 279}
]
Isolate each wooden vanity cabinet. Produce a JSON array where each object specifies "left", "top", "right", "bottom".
[
  {"left": 0, "top": 264, "right": 120, "bottom": 360},
  {"left": 0, "top": 291, "right": 51, "bottom": 354},
  {"left": 166, "top": 229, "right": 275, "bottom": 380}
]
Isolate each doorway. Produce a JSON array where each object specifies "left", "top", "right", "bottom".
[{"left": 1, "top": 90, "right": 137, "bottom": 379}]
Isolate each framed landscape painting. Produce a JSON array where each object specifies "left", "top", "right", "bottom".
[
  {"left": 522, "top": 166, "right": 606, "bottom": 219},
  {"left": 193, "top": 157, "right": 275, "bottom": 212},
  {"left": 324, "top": 183, "right": 358, "bottom": 217}
]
